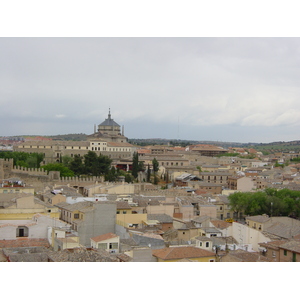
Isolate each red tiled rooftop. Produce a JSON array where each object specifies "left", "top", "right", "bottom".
[
  {"left": 152, "top": 246, "right": 215, "bottom": 260},
  {"left": 0, "top": 238, "right": 50, "bottom": 249},
  {"left": 90, "top": 232, "right": 118, "bottom": 243}
]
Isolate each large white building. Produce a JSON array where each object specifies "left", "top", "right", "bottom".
[{"left": 14, "top": 110, "right": 136, "bottom": 164}]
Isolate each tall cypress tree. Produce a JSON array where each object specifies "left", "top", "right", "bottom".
[
  {"left": 147, "top": 164, "right": 151, "bottom": 182},
  {"left": 132, "top": 152, "right": 139, "bottom": 179}
]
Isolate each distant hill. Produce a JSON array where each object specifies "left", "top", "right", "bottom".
[
  {"left": 2, "top": 134, "right": 300, "bottom": 153},
  {"left": 48, "top": 133, "right": 88, "bottom": 141}
]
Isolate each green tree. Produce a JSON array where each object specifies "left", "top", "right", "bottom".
[
  {"left": 152, "top": 158, "right": 159, "bottom": 173},
  {"left": 69, "top": 155, "right": 85, "bottom": 175},
  {"left": 61, "top": 155, "right": 73, "bottom": 168},
  {"left": 97, "top": 154, "right": 112, "bottom": 175},
  {"left": 41, "top": 163, "right": 74, "bottom": 177},
  {"left": 83, "top": 151, "right": 99, "bottom": 175},
  {"left": 147, "top": 164, "right": 151, "bottom": 182},
  {"left": 105, "top": 166, "right": 118, "bottom": 182},
  {"left": 0, "top": 151, "right": 44, "bottom": 168},
  {"left": 83, "top": 151, "right": 112, "bottom": 176},
  {"left": 125, "top": 173, "right": 134, "bottom": 183},
  {"left": 152, "top": 157, "right": 159, "bottom": 185},
  {"left": 132, "top": 152, "right": 139, "bottom": 179},
  {"left": 228, "top": 192, "right": 250, "bottom": 217}
]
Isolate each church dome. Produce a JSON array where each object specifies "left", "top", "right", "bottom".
[{"left": 99, "top": 109, "right": 120, "bottom": 127}]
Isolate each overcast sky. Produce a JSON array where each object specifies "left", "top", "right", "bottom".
[{"left": 1, "top": 37, "right": 300, "bottom": 143}]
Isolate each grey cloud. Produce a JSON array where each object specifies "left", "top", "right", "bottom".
[{"left": 1, "top": 37, "right": 300, "bottom": 142}]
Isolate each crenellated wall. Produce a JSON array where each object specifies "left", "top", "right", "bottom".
[
  {"left": 11, "top": 165, "right": 48, "bottom": 176},
  {"left": 0, "top": 158, "right": 105, "bottom": 192}
]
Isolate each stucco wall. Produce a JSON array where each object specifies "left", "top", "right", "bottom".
[
  {"left": 0, "top": 216, "right": 69, "bottom": 240},
  {"left": 116, "top": 213, "right": 147, "bottom": 228},
  {"left": 77, "top": 201, "right": 116, "bottom": 247},
  {"left": 230, "top": 222, "right": 271, "bottom": 251},
  {"left": 145, "top": 204, "right": 175, "bottom": 217}
]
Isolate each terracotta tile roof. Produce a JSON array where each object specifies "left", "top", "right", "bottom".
[
  {"left": 108, "top": 142, "right": 134, "bottom": 147},
  {"left": 0, "top": 238, "right": 50, "bottom": 248},
  {"left": 263, "top": 222, "right": 300, "bottom": 239},
  {"left": 211, "top": 236, "right": 238, "bottom": 245},
  {"left": 47, "top": 247, "right": 119, "bottom": 262},
  {"left": 279, "top": 239, "right": 300, "bottom": 253},
  {"left": 116, "top": 201, "right": 132, "bottom": 210},
  {"left": 258, "top": 240, "right": 287, "bottom": 250},
  {"left": 246, "top": 215, "right": 270, "bottom": 223},
  {"left": 134, "top": 232, "right": 164, "bottom": 240},
  {"left": 224, "top": 249, "right": 272, "bottom": 262},
  {"left": 91, "top": 232, "right": 118, "bottom": 243},
  {"left": 195, "top": 236, "right": 212, "bottom": 242},
  {"left": 152, "top": 246, "right": 215, "bottom": 260},
  {"left": 210, "top": 219, "right": 232, "bottom": 229},
  {"left": 116, "top": 253, "right": 132, "bottom": 262},
  {"left": 193, "top": 216, "right": 211, "bottom": 223}
]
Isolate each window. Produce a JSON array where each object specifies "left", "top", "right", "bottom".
[
  {"left": 109, "top": 243, "right": 118, "bottom": 249},
  {"left": 74, "top": 213, "right": 79, "bottom": 219},
  {"left": 98, "top": 243, "right": 107, "bottom": 250},
  {"left": 284, "top": 250, "right": 287, "bottom": 256},
  {"left": 206, "top": 242, "right": 209, "bottom": 247},
  {"left": 16, "top": 226, "right": 28, "bottom": 237}
]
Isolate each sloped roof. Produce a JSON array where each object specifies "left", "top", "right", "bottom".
[
  {"left": 47, "top": 247, "right": 118, "bottom": 262},
  {"left": 152, "top": 246, "right": 215, "bottom": 260},
  {"left": 108, "top": 141, "right": 134, "bottom": 147},
  {"left": 195, "top": 236, "right": 212, "bottom": 242},
  {"left": 246, "top": 215, "right": 270, "bottom": 223},
  {"left": 55, "top": 201, "right": 93, "bottom": 212},
  {"left": 263, "top": 222, "right": 300, "bottom": 239},
  {"left": 147, "top": 214, "right": 173, "bottom": 223},
  {"left": 0, "top": 238, "right": 50, "bottom": 248},
  {"left": 193, "top": 216, "right": 211, "bottom": 223},
  {"left": 91, "top": 232, "right": 118, "bottom": 243},
  {"left": 210, "top": 219, "right": 232, "bottom": 230},
  {"left": 279, "top": 239, "right": 300, "bottom": 253},
  {"left": 99, "top": 110, "right": 120, "bottom": 127},
  {"left": 201, "top": 227, "right": 222, "bottom": 234},
  {"left": 224, "top": 249, "right": 272, "bottom": 262},
  {"left": 258, "top": 240, "right": 287, "bottom": 250},
  {"left": 116, "top": 201, "right": 132, "bottom": 210}
]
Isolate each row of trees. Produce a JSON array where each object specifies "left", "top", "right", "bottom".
[
  {"left": 40, "top": 151, "right": 114, "bottom": 178},
  {"left": 0, "top": 151, "right": 44, "bottom": 168},
  {"left": 1, "top": 150, "right": 160, "bottom": 184},
  {"left": 228, "top": 188, "right": 300, "bottom": 218}
]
